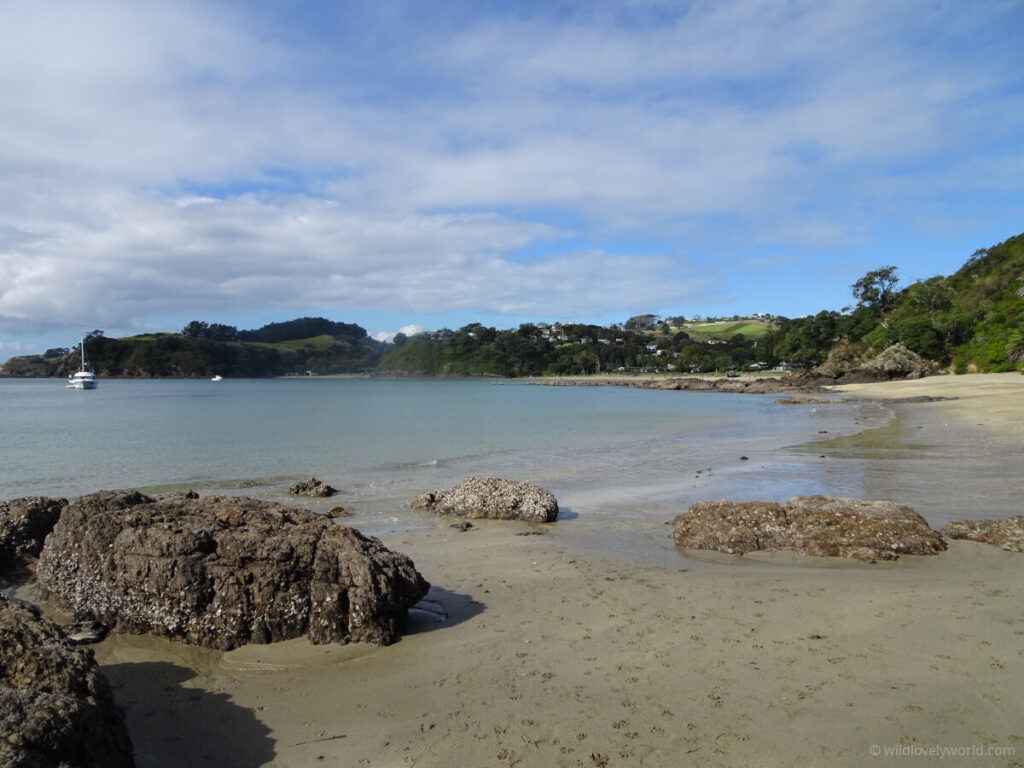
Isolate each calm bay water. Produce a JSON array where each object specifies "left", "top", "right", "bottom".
[{"left": 1, "top": 377, "right": 880, "bottom": 557}]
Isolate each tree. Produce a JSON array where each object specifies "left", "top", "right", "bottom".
[
  {"left": 182, "top": 321, "right": 209, "bottom": 338},
  {"left": 904, "top": 277, "right": 954, "bottom": 313},
  {"left": 898, "top": 316, "right": 941, "bottom": 359},
  {"left": 851, "top": 267, "right": 900, "bottom": 315},
  {"left": 625, "top": 314, "right": 659, "bottom": 330}
]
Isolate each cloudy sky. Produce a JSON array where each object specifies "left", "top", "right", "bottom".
[{"left": 2, "top": 0, "right": 1022, "bottom": 354}]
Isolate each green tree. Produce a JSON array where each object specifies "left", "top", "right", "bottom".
[
  {"left": 625, "top": 314, "right": 659, "bottom": 330},
  {"left": 182, "top": 321, "right": 209, "bottom": 338},
  {"left": 851, "top": 266, "right": 900, "bottom": 315}
]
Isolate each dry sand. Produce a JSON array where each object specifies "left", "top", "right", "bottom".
[{"left": 87, "top": 373, "right": 1023, "bottom": 767}]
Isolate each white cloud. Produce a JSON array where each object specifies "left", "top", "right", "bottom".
[
  {"left": 1, "top": 1, "right": 1022, "bottom": 348},
  {"left": 375, "top": 324, "right": 425, "bottom": 343}
]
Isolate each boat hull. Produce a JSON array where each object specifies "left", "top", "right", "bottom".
[{"left": 68, "top": 375, "right": 98, "bottom": 390}]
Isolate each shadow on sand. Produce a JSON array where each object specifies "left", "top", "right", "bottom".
[
  {"left": 103, "top": 661, "right": 275, "bottom": 768},
  {"left": 404, "top": 584, "right": 486, "bottom": 637}
]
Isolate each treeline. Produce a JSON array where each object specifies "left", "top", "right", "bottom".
[
  {"left": 377, "top": 322, "right": 760, "bottom": 377},
  {"left": 759, "top": 232, "right": 1024, "bottom": 374},
  {"left": 1, "top": 318, "right": 385, "bottom": 378},
  {"left": 181, "top": 317, "right": 367, "bottom": 344},
  {"left": 379, "top": 232, "right": 1024, "bottom": 377}
]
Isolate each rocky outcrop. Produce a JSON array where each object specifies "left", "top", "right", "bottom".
[
  {"left": 774, "top": 395, "right": 844, "bottom": 405},
  {"left": 0, "top": 594, "right": 135, "bottom": 768},
  {"left": 671, "top": 495, "right": 945, "bottom": 561},
  {"left": 940, "top": 518, "right": 1024, "bottom": 552},
  {"left": 36, "top": 490, "right": 429, "bottom": 650},
  {"left": 289, "top": 477, "right": 337, "bottom": 497},
  {"left": 532, "top": 376, "right": 823, "bottom": 394},
  {"left": 860, "top": 343, "right": 930, "bottom": 380},
  {"left": 413, "top": 476, "right": 559, "bottom": 522},
  {"left": 1, "top": 496, "right": 68, "bottom": 584},
  {"left": 812, "top": 341, "right": 934, "bottom": 383}
]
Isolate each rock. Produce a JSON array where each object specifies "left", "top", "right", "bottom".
[
  {"left": 449, "top": 521, "right": 474, "bottom": 532},
  {"left": 774, "top": 395, "right": 840, "bottom": 405},
  {"left": 64, "top": 619, "right": 109, "bottom": 645},
  {"left": 413, "top": 476, "right": 559, "bottom": 522},
  {"left": 0, "top": 594, "right": 135, "bottom": 768},
  {"left": 1, "top": 496, "right": 68, "bottom": 583},
  {"left": 327, "top": 506, "right": 352, "bottom": 518},
  {"left": 860, "top": 343, "right": 931, "bottom": 380},
  {"left": 671, "top": 495, "right": 945, "bottom": 561},
  {"left": 289, "top": 477, "right": 337, "bottom": 497},
  {"left": 815, "top": 339, "right": 870, "bottom": 378},
  {"left": 940, "top": 518, "right": 1024, "bottom": 552},
  {"left": 36, "top": 490, "right": 429, "bottom": 650}
]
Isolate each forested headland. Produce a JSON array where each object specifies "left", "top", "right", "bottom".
[{"left": 2, "top": 232, "right": 1022, "bottom": 379}]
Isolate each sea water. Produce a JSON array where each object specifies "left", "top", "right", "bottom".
[{"left": 0, "top": 377, "right": 881, "bottom": 559}]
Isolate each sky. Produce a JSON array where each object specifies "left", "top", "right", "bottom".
[{"left": 1, "top": 0, "right": 1022, "bottom": 355}]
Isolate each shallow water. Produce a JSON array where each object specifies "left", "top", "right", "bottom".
[{"left": 2, "top": 377, "right": 885, "bottom": 558}]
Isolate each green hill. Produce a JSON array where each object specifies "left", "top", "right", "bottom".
[
  {"left": 678, "top": 321, "right": 772, "bottom": 342},
  {"left": 0, "top": 319, "right": 386, "bottom": 379},
  {"left": 764, "top": 232, "right": 1024, "bottom": 373}
]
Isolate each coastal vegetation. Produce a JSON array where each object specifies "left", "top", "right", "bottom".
[
  {"left": 763, "top": 231, "right": 1024, "bottom": 374},
  {"left": 2, "top": 232, "right": 1022, "bottom": 378},
  {"left": 0, "top": 319, "right": 386, "bottom": 378}
]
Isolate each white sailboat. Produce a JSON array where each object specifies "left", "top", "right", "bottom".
[{"left": 67, "top": 338, "right": 98, "bottom": 390}]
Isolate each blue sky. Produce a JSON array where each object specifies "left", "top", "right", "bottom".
[{"left": 1, "top": 0, "right": 1022, "bottom": 354}]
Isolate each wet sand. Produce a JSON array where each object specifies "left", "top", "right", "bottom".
[{"left": 89, "top": 373, "right": 1023, "bottom": 767}]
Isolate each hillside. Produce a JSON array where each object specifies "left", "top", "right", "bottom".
[
  {"left": 0, "top": 318, "right": 386, "bottom": 379},
  {"left": 677, "top": 320, "right": 772, "bottom": 342},
  {"left": 377, "top": 322, "right": 759, "bottom": 376},
  {"left": 762, "top": 231, "right": 1024, "bottom": 375}
]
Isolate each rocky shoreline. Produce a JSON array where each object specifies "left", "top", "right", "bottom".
[{"left": 3, "top": 372, "right": 1022, "bottom": 767}]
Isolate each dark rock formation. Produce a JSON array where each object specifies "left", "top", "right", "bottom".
[
  {"left": 671, "top": 495, "right": 945, "bottom": 561},
  {"left": 940, "top": 518, "right": 1024, "bottom": 552},
  {"left": 631, "top": 376, "right": 817, "bottom": 394},
  {"left": 36, "top": 490, "right": 429, "bottom": 650},
  {"left": 0, "top": 594, "right": 135, "bottom": 768},
  {"left": 774, "top": 395, "right": 845, "bottom": 405},
  {"left": 289, "top": 477, "right": 337, "bottom": 497},
  {"left": 1, "top": 496, "right": 68, "bottom": 584},
  {"left": 529, "top": 376, "right": 825, "bottom": 394},
  {"left": 413, "top": 476, "right": 559, "bottom": 522}
]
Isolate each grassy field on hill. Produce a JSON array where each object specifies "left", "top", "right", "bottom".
[{"left": 678, "top": 321, "right": 772, "bottom": 341}]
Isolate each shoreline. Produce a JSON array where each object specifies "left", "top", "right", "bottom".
[
  {"left": 91, "top": 528, "right": 1023, "bottom": 768},
  {"left": 18, "top": 373, "right": 1024, "bottom": 766}
]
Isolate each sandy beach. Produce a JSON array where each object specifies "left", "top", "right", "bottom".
[{"left": 78, "top": 373, "right": 1024, "bottom": 766}]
